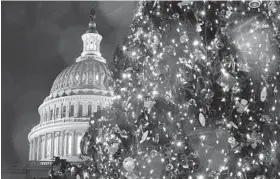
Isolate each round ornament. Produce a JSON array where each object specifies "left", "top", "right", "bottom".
[
  {"left": 260, "top": 114, "right": 272, "bottom": 123},
  {"left": 249, "top": 0, "right": 262, "bottom": 8},
  {"left": 123, "top": 157, "right": 135, "bottom": 172},
  {"left": 166, "top": 163, "right": 174, "bottom": 171},
  {"left": 255, "top": 175, "right": 266, "bottom": 179},
  {"left": 180, "top": 34, "right": 189, "bottom": 43},
  {"left": 215, "top": 38, "right": 224, "bottom": 49},
  {"left": 173, "top": 13, "right": 179, "bottom": 19},
  {"left": 150, "top": 150, "right": 158, "bottom": 157},
  {"left": 166, "top": 45, "right": 175, "bottom": 54},
  {"left": 108, "top": 142, "right": 120, "bottom": 156}
]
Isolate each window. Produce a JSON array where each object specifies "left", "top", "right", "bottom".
[
  {"left": 77, "top": 135, "right": 82, "bottom": 154},
  {"left": 50, "top": 109, "right": 53, "bottom": 121},
  {"left": 55, "top": 107, "right": 59, "bottom": 119},
  {"left": 78, "top": 104, "right": 83, "bottom": 117},
  {"left": 44, "top": 112, "right": 47, "bottom": 122},
  {"left": 67, "top": 134, "right": 72, "bottom": 155},
  {"left": 95, "top": 73, "right": 99, "bottom": 81},
  {"left": 70, "top": 105, "right": 74, "bottom": 117},
  {"left": 54, "top": 135, "right": 59, "bottom": 156},
  {"left": 88, "top": 104, "right": 92, "bottom": 116},
  {"left": 62, "top": 106, "right": 66, "bottom": 118}
]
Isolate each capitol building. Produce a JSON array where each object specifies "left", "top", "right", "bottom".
[{"left": 28, "top": 12, "right": 113, "bottom": 163}]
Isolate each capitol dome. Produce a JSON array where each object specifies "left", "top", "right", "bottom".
[
  {"left": 28, "top": 10, "right": 112, "bottom": 163},
  {"left": 50, "top": 56, "right": 111, "bottom": 95}
]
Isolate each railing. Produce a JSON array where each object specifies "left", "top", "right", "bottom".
[
  {"left": 31, "top": 117, "right": 90, "bottom": 132},
  {"left": 28, "top": 160, "right": 81, "bottom": 167}
]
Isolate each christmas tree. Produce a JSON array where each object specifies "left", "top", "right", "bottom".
[{"left": 64, "top": 1, "right": 280, "bottom": 179}]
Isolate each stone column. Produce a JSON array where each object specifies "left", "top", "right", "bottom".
[
  {"left": 64, "top": 132, "right": 68, "bottom": 155},
  {"left": 29, "top": 142, "right": 31, "bottom": 161},
  {"left": 44, "top": 133, "right": 47, "bottom": 159},
  {"left": 32, "top": 139, "right": 36, "bottom": 160},
  {"left": 29, "top": 141, "right": 33, "bottom": 160},
  {"left": 73, "top": 131, "right": 76, "bottom": 155},
  {"left": 66, "top": 103, "right": 69, "bottom": 118},
  {"left": 36, "top": 137, "right": 40, "bottom": 161},
  {"left": 51, "top": 133, "right": 54, "bottom": 157},
  {"left": 60, "top": 131, "right": 64, "bottom": 156}
]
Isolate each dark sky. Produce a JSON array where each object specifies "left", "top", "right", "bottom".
[{"left": 1, "top": 1, "right": 137, "bottom": 167}]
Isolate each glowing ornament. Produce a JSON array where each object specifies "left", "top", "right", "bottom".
[
  {"left": 178, "top": 0, "right": 191, "bottom": 8},
  {"left": 236, "top": 99, "right": 249, "bottom": 113},
  {"left": 173, "top": 13, "right": 179, "bottom": 19},
  {"left": 260, "top": 87, "right": 267, "bottom": 102},
  {"left": 166, "top": 163, "right": 174, "bottom": 171},
  {"left": 108, "top": 142, "right": 120, "bottom": 156},
  {"left": 247, "top": 131, "right": 262, "bottom": 149},
  {"left": 229, "top": 121, "right": 238, "bottom": 129},
  {"left": 232, "top": 86, "right": 240, "bottom": 94},
  {"left": 225, "top": 8, "right": 233, "bottom": 19},
  {"left": 255, "top": 175, "right": 266, "bottom": 179},
  {"left": 123, "top": 157, "right": 135, "bottom": 172},
  {"left": 215, "top": 38, "right": 224, "bottom": 49},
  {"left": 260, "top": 114, "right": 272, "bottom": 123},
  {"left": 166, "top": 45, "right": 175, "bottom": 54},
  {"left": 196, "top": 24, "right": 202, "bottom": 32},
  {"left": 144, "top": 97, "right": 155, "bottom": 112},
  {"left": 140, "top": 130, "right": 149, "bottom": 143},
  {"left": 150, "top": 150, "right": 158, "bottom": 157},
  {"left": 199, "top": 113, "right": 206, "bottom": 126},
  {"left": 249, "top": 0, "right": 262, "bottom": 8},
  {"left": 268, "top": 1, "right": 277, "bottom": 15},
  {"left": 83, "top": 171, "right": 90, "bottom": 179},
  {"left": 216, "top": 71, "right": 236, "bottom": 92},
  {"left": 180, "top": 34, "right": 189, "bottom": 43}
]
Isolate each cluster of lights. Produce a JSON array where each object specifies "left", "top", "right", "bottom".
[{"left": 62, "top": 1, "right": 280, "bottom": 179}]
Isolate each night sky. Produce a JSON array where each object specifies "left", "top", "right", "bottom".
[{"left": 1, "top": 1, "right": 137, "bottom": 167}]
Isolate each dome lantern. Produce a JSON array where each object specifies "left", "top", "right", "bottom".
[{"left": 80, "top": 9, "right": 103, "bottom": 61}]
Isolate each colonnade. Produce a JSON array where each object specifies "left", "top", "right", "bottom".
[{"left": 29, "top": 130, "right": 83, "bottom": 161}]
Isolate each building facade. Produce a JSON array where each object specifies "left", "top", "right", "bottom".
[{"left": 28, "top": 12, "right": 113, "bottom": 163}]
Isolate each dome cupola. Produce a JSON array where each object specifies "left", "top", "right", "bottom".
[{"left": 80, "top": 9, "right": 103, "bottom": 60}]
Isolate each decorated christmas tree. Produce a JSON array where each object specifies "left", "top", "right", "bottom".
[{"left": 55, "top": 1, "right": 280, "bottom": 179}]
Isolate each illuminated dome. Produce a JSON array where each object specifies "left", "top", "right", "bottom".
[
  {"left": 50, "top": 57, "right": 111, "bottom": 95},
  {"left": 28, "top": 9, "right": 112, "bottom": 163}
]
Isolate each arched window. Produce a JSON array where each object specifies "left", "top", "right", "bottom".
[
  {"left": 88, "top": 104, "right": 92, "bottom": 116},
  {"left": 55, "top": 107, "right": 59, "bottom": 119},
  {"left": 44, "top": 112, "right": 47, "bottom": 122},
  {"left": 50, "top": 109, "right": 54, "bottom": 121},
  {"left": 70, "top": 105, "right": 74, "bottom": 117},
  {"left": 76, "top": 135, "right": 82, "bottom": 154},
  {"left": 78, "top": 104, "right": 83, "bottom": 117},
  {"left": 62, "top": 106, "right": 66, "bottom": 118}
]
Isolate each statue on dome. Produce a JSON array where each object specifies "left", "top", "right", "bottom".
[{"left": 89, "top": 8, "right": 96, "bottom": 22}]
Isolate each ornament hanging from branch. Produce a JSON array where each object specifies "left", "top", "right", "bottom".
[
  {"left": 236, "top": 99, "right": 249, "bottom": 113},
  {"left": 260, "top": 86, "right": 267, "bottom": 102},
  {"left": 199, "top": 112, "right": 206, "bottom": 126},
  {"left": 249, "top": 0, "right": 262, "bottom": 8},
  {"left": 178, "top": 0, "right": 192, "bottom": 8},
  {"left": 216, "top": 69, "right": 237, "bottom": 92},
  {"left": 123, "top": 157, "right": 135, "bottom": 172}
]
